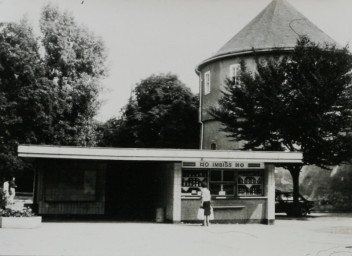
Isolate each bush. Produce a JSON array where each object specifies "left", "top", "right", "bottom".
[
  {"left": 0, "top": 207, "right": 35, "bottom": 217},
  {"left": 0, "top": 190, "right": 7, "bottom": 209},
  {"left": 327, "top": 192, "right": 352, "bottom": 211}
]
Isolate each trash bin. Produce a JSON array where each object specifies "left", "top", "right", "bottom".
[{"left": 155, "top": 208, "right": 165, "bottom": 223}]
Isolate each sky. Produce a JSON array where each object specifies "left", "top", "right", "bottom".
[{"left": 0, "top": 0, "right": 352, "bottom": 122}]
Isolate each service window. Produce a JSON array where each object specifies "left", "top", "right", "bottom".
[
  {"left": 237, "top": 171, "right": 263, "bottom": 196},
  {"left": 181, "top": 168, "right": 264, "bottom": 198},
  {"left": 210, "top": 170, "right": 221, "bottom": 181},
  {"left": 209, "top": 169, "right": 236, "bottom": 196},
  {"left": 181, "top": 169, "right": 208, "bottom": 196}
]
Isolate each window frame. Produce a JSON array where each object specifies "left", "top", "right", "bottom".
[
  {"left": 210, "top": 143, "right": 217, "bottom": 150},
  {"left": 229, "top": 64, "right": 241, "bottom": 84},
  {"left": 204, "top": 71, "right": 211, "bottom": 95},
  {"left": 181, "top": 169, "right": 265, "bottom": 198},
  {"left": 237, "top": 170, "right": 264, "bottom": 197},
  {"left": 209, "top": 169, "right": 236, "bottom": 196}
]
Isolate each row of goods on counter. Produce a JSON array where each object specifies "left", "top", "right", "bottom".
[
  {"left": 183, "top": 172, "right": 207, "bottom": 177},
  {"left": 238, "top": 176, "right": 262, "bottom": 184},
  {"left": 182, "top": 178, "right": 206, "bottom": 187},
  {"left": 238, "top": 185, "right": 262, "bottom": 195},
  {"left": 182, "top": 185, "right": 262, "bottom": 196}
]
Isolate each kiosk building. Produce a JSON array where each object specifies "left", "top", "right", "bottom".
[{"left": 18, "top": 145, "right": 301, "bottom": 224}]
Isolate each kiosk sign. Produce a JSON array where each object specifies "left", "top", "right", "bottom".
[{"left": 182, "top": 161, "right": 264, "bottom": 169}]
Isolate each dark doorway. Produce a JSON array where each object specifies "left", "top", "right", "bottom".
[{"left": 105, "top": 161, "right": 161, "bottom": 221}]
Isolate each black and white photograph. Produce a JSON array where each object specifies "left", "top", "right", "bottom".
[{"left": 1, "top": 0, "right": 352, "bottom": 255}]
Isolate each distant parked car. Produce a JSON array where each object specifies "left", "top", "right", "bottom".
[{"left": 275, "top": 190, "right": 314, "bottom": 216}]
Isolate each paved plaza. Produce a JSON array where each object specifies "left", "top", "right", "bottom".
[{"left": 0, "top": 213, "right": 352, "bottom": 256}]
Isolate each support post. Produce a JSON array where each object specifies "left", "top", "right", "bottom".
[
  {"left": 172, "top": 162, "right": 182, "bottom": 223},
  {"left": 264, "top": 164, "right": 275, "bottom": 224}
]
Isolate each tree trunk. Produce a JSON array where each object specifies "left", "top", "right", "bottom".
[{"left": 287, "top": 164, "right": 302, "bottom": 216}]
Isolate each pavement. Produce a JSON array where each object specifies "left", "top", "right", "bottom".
[{"left": 0, "top": 213, "right": 352, "bottom": 256}]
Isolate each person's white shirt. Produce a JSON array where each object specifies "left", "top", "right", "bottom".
[
  {"left": 3, "top": 181, "right": 9, "bottom": 196},
  {"left": 201, "top": 187, "right": 211, "bottom": 202}
]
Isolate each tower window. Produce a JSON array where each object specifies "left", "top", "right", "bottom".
[
  {"left": 211, "top": 143, "right": 217, "bottom": 150},
  {"left": 204, "top": 71, "right": 211, "bottom": 94},
  {"left": 229, "top": 64, "right": 241, "bottom": 84}
]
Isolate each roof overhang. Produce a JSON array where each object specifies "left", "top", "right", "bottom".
[
  {"left": 195, "top": 47, "right": 294, "bottom": 74},
  {"left": 18, "top": 145, "right": 302, "bottom": 164}
]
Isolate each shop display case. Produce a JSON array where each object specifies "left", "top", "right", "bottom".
[
  {"left": 182, "top": 169, "right": 264, "bottom": 197},
  {"left": 181, "top": 170, "right": 208, "bottom": 197},
  {"left": 237, "top": 171, "right": 263, "bottom": 196}
]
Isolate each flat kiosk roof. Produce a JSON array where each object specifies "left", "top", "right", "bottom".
[{"left": 18, "top": 145, "right": 302, "bottom": 163}]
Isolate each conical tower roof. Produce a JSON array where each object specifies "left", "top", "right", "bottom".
[{"left": 198, "top": 0, "right": 337, "bottom": 68}]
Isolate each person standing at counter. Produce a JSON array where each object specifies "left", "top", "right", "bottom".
[{"left": 200, "top": 182, "right": 211, "bottom": 226}]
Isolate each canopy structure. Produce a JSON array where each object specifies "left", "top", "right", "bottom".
[{"left": 18, "top": 145, "right": 302, "bottom": 163}]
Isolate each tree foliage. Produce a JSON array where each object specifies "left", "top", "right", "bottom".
[
  {"left": 0, "top": 5, "right": 107, "bottom": 178},
  {"left": 99, "top": 74, "right": 199, "bottom": 149},
  {"left": 210, "top": 37, "right": 352, "bottom": 213},
  {"left": 212, "top": 37, "right": 352, "bottom": 167},
  {"left": 0, "top": 20, "right": 55, "bottom": 176},
  {"left": 40, "top": 4, "right": 107, "bottom": 146}
]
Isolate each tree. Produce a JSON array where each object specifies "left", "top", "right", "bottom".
[
  {"left": 97, "top": 118, "right": 134, "bottom": 148},
  {"left": 0, "top": 5, "right": 107, "bottom": 180},
  {"left": 0, "top": 20, "right": 55, "bottom": 178},
  {"left": 40, "top": 4, "right": 107, "bottom": 146},
  {"left": 99, "top": 73, "right": 200, "bottom": 149},
  {"left": 211, "top": 37, "right": 352, "bottom": 215}
]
